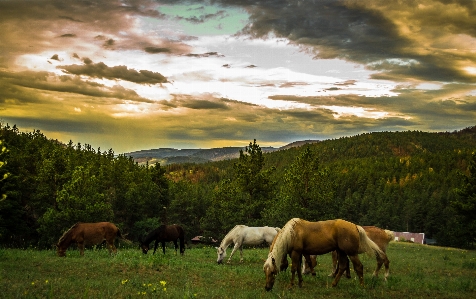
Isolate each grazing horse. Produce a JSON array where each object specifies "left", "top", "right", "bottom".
[
  {"left": 140, "top": 224, "right": 185, "bottom": 255},
  {"left": 263, "top": 218, "right": 386, "bottom": 291},
  {"left": 302, "top": 226, "right": 394, "bottom": 280},
  {"left": 216, "top": 225, "right": 280, "bottom": 264},
  {"left": 332, "top": 226, "right": 394, "bottom": 279},
  {"left": 302, "top": 226, "right": 395, "bottom": 280},
  {"left": 56, "top": 222, "right": 123, "bottom": 257}
]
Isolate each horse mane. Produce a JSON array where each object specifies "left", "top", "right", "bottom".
[
  {"left": 264, "top": 218, "right": 300, "bottom": 272},
  {"left": 142, "top": 225, "right": 164, "bottom": 245},
  {"left": 58, "top": 222, "right": 81, "bottom": 246},
  {"left": 219, "top": 225, "right": 246, "bottom": 249}
]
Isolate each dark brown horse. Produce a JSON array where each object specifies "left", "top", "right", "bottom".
[
  {"left": 303, "top": 226, "right": 394, "bottom": 280},
  {"left": 263, "top": 218, "right": 386, "bottom": 291},
  {"left": 56, "top": 222, "right": 123, "bottom": 257},
  {"left": 140, "top": 224, "right": 185, "bottom": 255}
]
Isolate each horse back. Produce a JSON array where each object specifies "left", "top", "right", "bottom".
[
  {"left": 160, "top": 224, "right": 184, "bottom": 241},
  {"left": 242, "top": 226, "right": 278, "bottom": 245},
  {"left": 362, "top": 226, "right": 393, "bottom": 251},
  {"left": 74, "top": 222, "right": 119, "bottom": 245},
  {"left": 293, "top": 220, "right": 341, "bottom": 255}
]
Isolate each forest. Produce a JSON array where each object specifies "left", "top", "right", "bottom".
[{"left": 1, "top": 123, "right": 475, "bottom": 249}]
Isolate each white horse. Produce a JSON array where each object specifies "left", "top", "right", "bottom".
[{"left": 216, "top": 225, "right": 281, "bottom": 264}]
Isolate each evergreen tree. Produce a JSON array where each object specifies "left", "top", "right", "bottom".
[
  {"left": 452, "top": 151, "right": 476, "bottom": 248},
  {"left": 232, "top": 140, "right": 275, "bottom": 224},
  {"left": 37, "top": 166, "right": 114, "bottom": 246}
]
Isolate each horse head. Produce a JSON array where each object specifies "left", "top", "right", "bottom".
[
  {"left": 216, "top": 246, "right": 226, "bottom": 264},
  {"left": 139, "top": 241, "right": 149, "bottom": 254},
  {"left": 263, "top": 256, "right": 278, "bottom": 291},
  {"left": 56, "top": 244, "right": 66, "bottom": 257}
]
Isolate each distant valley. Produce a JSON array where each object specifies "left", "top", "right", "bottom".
[{"left": 124, "top": 140, "right": 320, "bottom": 165}]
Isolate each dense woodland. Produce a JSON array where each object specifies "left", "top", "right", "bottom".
[{"left": 1, "top": 123, "right": 475, "bottom": 249}]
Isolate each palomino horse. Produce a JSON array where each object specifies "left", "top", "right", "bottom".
[
  {"left": 263, "top": 218, "right": 386, "bottom": 291},
  {"left": 216, "top": 225, "right": 280, "bottom": 264},
  {"left": 303, "top": 226, "right": 394, "bottom": 279},
  {"left": 56, "top": 222, "right": 123, "bottom": 257},
  {"left": 140, "top": 224, "right": 185, "bottom": 255}
]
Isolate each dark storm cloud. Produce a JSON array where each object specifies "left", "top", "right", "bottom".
[
  {"left": 2, "top": 116, "right": 105, "bottom": 134},
  {"left": 186, "top": 52, "right": 224, "bottom": 58},
  {"left": 179, "top": 10, "right": 228, "bottom": 23},
  {"left": 0, "top": 0, "right": 192, "bottom": 69},
  {"left": 0, "top": 70, "right": 154, "bottom": 104},
  {"left": 144, "top": 47, "right": 171, "bottom": 54},
  {"left": 164, "top": 95, "right": 231, "bottom": 110},
  {"left": 59, "top": 62, "right": 168, "bottom": 84},
  {"left": 58, "top": 16, "right": 83, "bottom": 23},
  {"left": 206, "top": 0, "right": 476, "bottom": 83}
]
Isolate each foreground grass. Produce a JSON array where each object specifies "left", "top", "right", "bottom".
[{"left": 0, "top": 242, "right": 475, "bottom": 298}]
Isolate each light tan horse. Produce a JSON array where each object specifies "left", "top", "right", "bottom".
[
  {"left": 263, "top": 218, "right": 386, "bottom": 291},
  {"left": 56, "top": 222, "right": 123, "bottom": 257},
  {"left": 303, "top": 226, "right": 394, "bottom": 280}
]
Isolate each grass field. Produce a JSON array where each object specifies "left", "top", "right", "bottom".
[{"left": 1, "top": 241, "right": 475, "bottom": 298}]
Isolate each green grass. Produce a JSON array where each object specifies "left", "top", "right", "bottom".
[{"left": 0, "top": 242, "right": 475, "bottom": 298}]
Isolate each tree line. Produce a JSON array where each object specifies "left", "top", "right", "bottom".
[{"left": 1, "top": 123, "right": 475, "bottom": 249}]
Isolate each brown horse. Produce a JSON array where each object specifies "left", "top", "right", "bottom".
[
  {"left": 303, "top": 226, "right": 394, "bottom": 280},
  {"left": 56, "top": 222, "right": 122, "bottom": 257},
  {"left": 263, "top": 218, "right": 386, "bottom": 291},
  {"left": 140, "top": 224, "right": 185, "bottom": 255}
]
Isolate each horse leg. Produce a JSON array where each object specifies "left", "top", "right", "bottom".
[
  {"left": 290, "top": 251, "right": 303, "bottom": 288},
  {"left": 239, "top": 246, "right": 244, "bottom": 263},
  {"left": 331, "top": 251, "right": 351, "bottom": 278},
  {"left": 162, "top": 241, "right": 166, "bottom": 254},
  {"left": 329, "top": 250, "right": 338, "bottom": 277},
  {"left": 108, "top": 240, "right": 117, "bottom": 255},
  {"left": 227, "top": 243, "right": 240, "bottom": 264},
  {"left": 331, "top": 250, "right": 349, "bottom": 287},
  {"left": 153, "top": 240, "right": 159, "bottom": 254},
  {"left": 173, "top": 240, "right": 178, "bottom": 255},
  {"left": 78, "top": 242, "right": 85, "bottom": 256},
  {"left": 376, "top": 254, "right": 390, "bottom": 280},
  {"left": 303, "top": 254, "right": 316, "bottom": 276},
  {"left": 348, "top": 254, "right": 365, "bottom": 286}
]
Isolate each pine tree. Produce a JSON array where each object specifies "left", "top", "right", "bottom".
[{"left": 452, "top": 151, "right": 476, "bottom": 248}]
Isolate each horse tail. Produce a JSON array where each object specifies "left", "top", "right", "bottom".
[
  {"left": 177, "top": 225, "right": 185, "bottom": 254},
  {"left": 115, "top": 227, "right": 132, "bottom": 244},
  {"left": 116, "top": 228, "right": 123, "bottom": 239},
  {"left": 357, "top": 225, "right": 385, "bottom": 259}
]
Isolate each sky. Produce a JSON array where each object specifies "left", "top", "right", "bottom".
[{"left": 1, "top": 0, "right": 475, "bottom": 154}]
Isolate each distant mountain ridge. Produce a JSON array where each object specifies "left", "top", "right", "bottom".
[{"left": 125, "top": 141, "right": 320, "bottom": 165}]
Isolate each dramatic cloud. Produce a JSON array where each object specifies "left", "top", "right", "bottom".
[
  {"left": 0, "top": 0, "right": 475, "bottom": 153},
  {"left": 59, "top": 62, "right": 168, "bottom": 84}
]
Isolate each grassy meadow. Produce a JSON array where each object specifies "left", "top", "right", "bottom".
[{"left": 0, "top": 241, "right": 475, "bottom": 299}]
